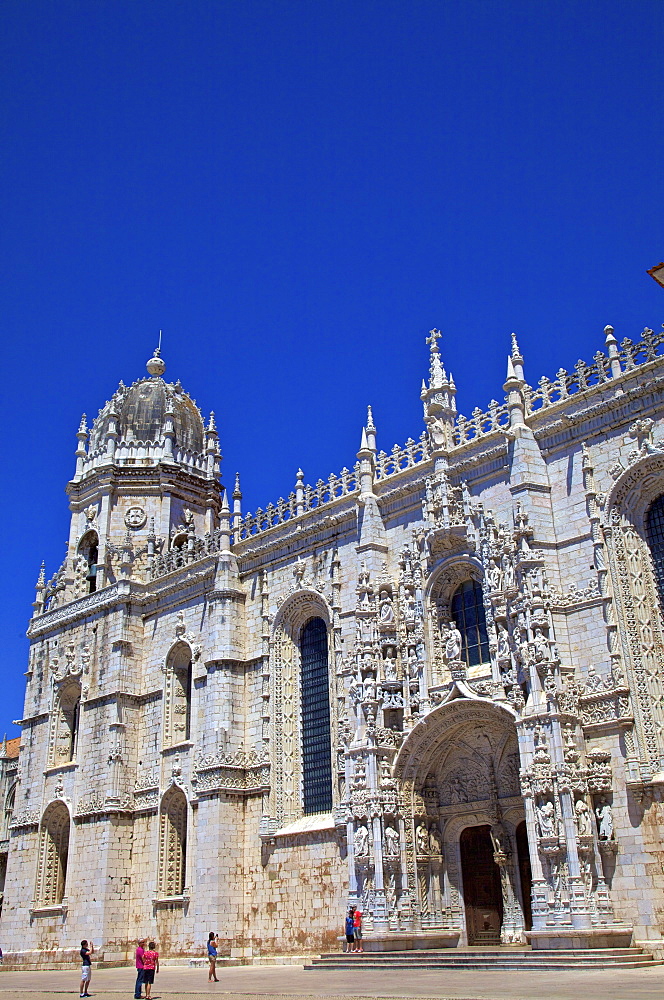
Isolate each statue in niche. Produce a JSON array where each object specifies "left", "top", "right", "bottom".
[
  {"left": 574, "top": 798, "right": 593, "bottom": 837},
  {"left": 536, "top": 799, "right": 556, "bottom": 838},
  {"left": 363, "top": 672, "right": 377, "bottom": 702},
  {"left": 490, "top": 823, "right": 507, "bottom": 854},
  {"left": 502, "top": 554, "right": 516, "bottom": 590},
  {"left": 383, "top": 647, "right": 398, "bottom": 681},
  {"left": 407, "top": 647, "right": 420, "bottom": 680},
  {"left": 584, "top": 664, "right": 604, "bottom": 693},
  {"left": 384, "top": 824, "right": 400, "bottom": 856},
  {"left": 425, "top": 414, "right": 447, "bottom": 449},
  {"left": 416, "top": 824, "right": 430, "bottom": 855},
  {"left": 595, "top": 797, "right": 614, "bottom": 840},
  {"left": 487, "top": 560, "right": 503, "bottom": 592},
  {"left": 497, "top": 627, "right": 510, "bottom": 661},
  {"left": 354, "top": 824, "right": 370, "bottom": 857},
  {"left": 445, "top": 623, "right": 463, "bottom": 662},
  {"left": 379, "top": 590, "right": 395, "bottom": 624},
  {"left": 349, "top": 674, "right": 363, "bottom": 706},
  {"left": 532, "top": 627, "right": 550, "bottom": 663},
  {"left": 429, "top": 823, "right": 442, "bottom": 855}
]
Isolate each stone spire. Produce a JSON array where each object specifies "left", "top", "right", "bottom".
[
  {"left": 74, "top": 414, "right": 88, "bottom": 480},
  {"left": 511, "top": 333, "right": 525, "bottom": 382},
  {"left": 420, "top": 329, "right": 457, "bottom": 458},
  {"left": 232, "top": 472, "right": 243, "bottom": 530}
]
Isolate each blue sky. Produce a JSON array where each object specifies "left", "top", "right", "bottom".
[{"left": 1, "top": 0, "right": 662, "bottom": 735}]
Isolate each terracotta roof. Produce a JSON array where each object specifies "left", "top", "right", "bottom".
[{"left": 3, "top": 737, "right": 20, "bottom": 759}]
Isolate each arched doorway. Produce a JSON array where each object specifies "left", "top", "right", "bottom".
[{"left": 460, "top": 825, "right": 503, "bottom": 945}]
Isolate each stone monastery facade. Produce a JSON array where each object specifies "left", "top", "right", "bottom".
[{"left": 2, "top": 322, "right": 664, "bottom": 965}]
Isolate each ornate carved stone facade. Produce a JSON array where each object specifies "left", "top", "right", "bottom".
[{"left": 2, "top": 323, "right": 664, "bottom": 963}]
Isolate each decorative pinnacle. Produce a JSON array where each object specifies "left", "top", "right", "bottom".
[
  {"left": 511, "top": 333, "right": 523, "bottom": 361},
  {"left": 207, "top": 411, "right": 217, "bottom": 433},
  {"left": 77, "top": 414, "right": 88, "bottom": 434},
  {"left": 36, "top": 561, "right": 45, "bottom": 589},
  {"left": 604, "top": 324, "right": 616, "bottom": 345},
  {"left": 426, "top": 328, "right": 446, "bottom": 389},
  {"left": 366, "top": 405, "right": 375, "bottom": 430},
  {"left": 233, "top": 472, "right": 242, "bottom": 498},
  {"left": 221, "top": 489, "right": 230, "bottom": 514},
  {"left": 506, "top": 354, "right": 518, "bottom": 382}
]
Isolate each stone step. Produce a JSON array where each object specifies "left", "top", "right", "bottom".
[{"left": 307, "top": 947, "right": 659, "bottom": 971}]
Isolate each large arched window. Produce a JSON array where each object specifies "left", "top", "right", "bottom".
[
  {"left": 451, "top": 580, "right": 490, "bottom": 667},
  {"left": 646, "top": 494, "right": 664, "bottom": 611},
  {"left": 163, "top": 643, "right": 192, "bottom": 747},
  {"left": 158, "top": 787, "right": 187, "bottom": 897},
  {"left": 300, "top": 617, "right": 333, "bottom": 815},
  {"left": 49, "top": 682, "right": 81, "bottom": 766},
  {"left": 36, "top": 802, "right": 70, "bottom": 906}
]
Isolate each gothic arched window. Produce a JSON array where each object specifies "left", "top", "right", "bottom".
[
  {"left": 163, "top": 643, "right": 192, "bottom": 747},
  {"left": 158, "top": 787, "right": 187, "bottom": 897},
  {"left": 36, "top": 802, "right": 70, "bottom": 906},
  {"left": 77, "top": 531, "right": 99, "bottom": 594},
  {"left": 451, "top": 580, "right": 490, "bottom": 667},
  {"left": 300, "top": 617, "right": 333, "bottom": 815},
  {"left": 49, "top": 682, "right": 81, "bottom": 766},
  {"left": 3, "top": 783, "right": 15, "bottom": 839},
  {"left": 646, "top": 494, "right": 664, "bottom": 612}
]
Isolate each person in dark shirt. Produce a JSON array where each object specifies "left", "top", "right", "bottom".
[
  {"left": 344, "top": 908, "right": 355, "bottom": 953},
  {"left": 79, "top": 939, "right": 94, "bottom": 997}
]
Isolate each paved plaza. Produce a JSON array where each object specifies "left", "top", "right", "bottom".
[{"left": 0, "top": 962, "right": 663, "bottom": 1000}]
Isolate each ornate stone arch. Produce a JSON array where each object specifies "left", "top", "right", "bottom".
[
  {"left": 162, "top": 640, "right": 193, "bottom": 748},
  {"left": 157, "top": 785, "right": 188, "bottom": 898},
  {"left": 73, "top": 528, "right": 99, "bottom": 597},
  {"left": 47, "top": 679, "right": 81, "bottom": 767},
  {"left": 35, "top": 800, "right": 71, "bottom": 907},
  {"left": 603, "top": 452, "right": 664, "bottom": 773},
  {"left": 424, "top": 554, "right": 487, "bottom": 684},
  {"left": 269, "top": 589, "right": 336, "bottom": 827}
]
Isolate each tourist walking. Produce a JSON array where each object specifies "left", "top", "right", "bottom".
[
  {"left": 353, "top": 908, "right": 363, "bottom": 953},
  {"left": 79, "top": 939, "right": 94, "bottom": 997},
  {"left": 207, "top": 932, "right": 219, "bottom": 982},
  {"left": 344, "top": 908, "right": 355, "bottom": 953},
  {"left": 134, "top": 938, "right": 146, "bottom": 998},
  {"left": 141, "top": 941, "right": 159, "bottom": 999}
]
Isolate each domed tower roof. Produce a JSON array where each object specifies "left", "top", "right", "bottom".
[{"left": 75, "top": 350, "right": 218, "bottom": 481}]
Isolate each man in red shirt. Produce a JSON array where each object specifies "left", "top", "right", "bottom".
[{"left": 134, "top": 938, "right": 146, "bottom": 999}]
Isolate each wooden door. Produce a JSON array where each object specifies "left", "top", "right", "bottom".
[{"left": 460, "top": 825, "right": 503, "bottom": 945}]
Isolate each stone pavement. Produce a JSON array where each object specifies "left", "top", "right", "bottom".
[{"left": 0, "top": 962, "right": 663, "bottom": 1000}]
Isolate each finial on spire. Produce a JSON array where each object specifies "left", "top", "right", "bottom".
[
  {"left": 207, "top": 411, "right": 217, "bottom": 433},
  {"left": 366, "top": 405, "right": 375, "bottom": 430},
  {"left": 78, "top": 414, "right": 88, "bottom": 434},
  {"left": 233, "top": 472, "right": 242, "bottom": 498},
  {"left": 36, "top": 561, "right": 45, "bottom": 589},
  {"left": 510, "top": 333, "right": 525, "bottom": 381},
  {"left": 146, "top": 334, "right": 166, "bottom": 377}
]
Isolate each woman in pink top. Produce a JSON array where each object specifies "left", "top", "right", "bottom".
[{"left": 141, "top": 942, "right": 159, "bottom": 999}]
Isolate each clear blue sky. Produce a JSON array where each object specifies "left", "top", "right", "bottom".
[{"left": 1, "top": 0, "right": 662, "bottom": 735}]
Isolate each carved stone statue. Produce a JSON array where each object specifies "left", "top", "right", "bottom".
[
  {"left": 379, "top": 590, "right": 395, "bottom": 624},
  {"left": 445, "top": 623, "right": 463, "bottom": 662},
  {"left": 536, "top": 799, "right": 556, "bottom": 838},
  {"left": 416, "top": 824, "right": 430, "bottom": 855},
  {"left": 383, "top": 647, "right": 398, "bottom": 681},
  {"left": 487, "top": 560, "right": 502, "bottom": 592},
  {"left": 407, "top": 647, "right": 420, "bottom": 680},
  {"left": 595, "top": 797, "right": 614, "bottom": 840},
  {"left": 497, "top": 627, "right": 510, "bottom": 661},
  {"left": 450, "top": 776, "right": 468, "bottom": 803},
  {"left": 574, "top": 798, "right": 592, "bottom": 837},
  {"left": 384, "top": 824, "right": 399, "bottom": 856},
  {"left": 428, "top": 823, "right": 442, "bottom": 855},
  {"left": 532, "top": 627, "right": 550, "bottom": 663},
  {"left": 502, "top": 554, "right": 516, "bottom": 590},
  {"left": 354, "top": 824, "right": 370, "bottom": 857}
]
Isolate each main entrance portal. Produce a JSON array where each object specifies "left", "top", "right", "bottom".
[{"left": 460, "top": 825, "right": 503, "bottom": 945}]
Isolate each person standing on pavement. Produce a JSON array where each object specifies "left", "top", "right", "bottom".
[
  {"left": 141, "top": 941, "right": 159, "bottom": 999},
  {"left": 79, "top": 939, "right": 94, "bottom": 997},
  {"left": 344, "top": 908, "right": 355, "bottom": 953},
  {"left": 134, "top": 938, "right": 146, "bottom": 998},
  {"left": 207, "top": 932, "right": 219, "bottom": 982},
  {"left": 353, "top": 908, "right": 363, "bottom": 953}
]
